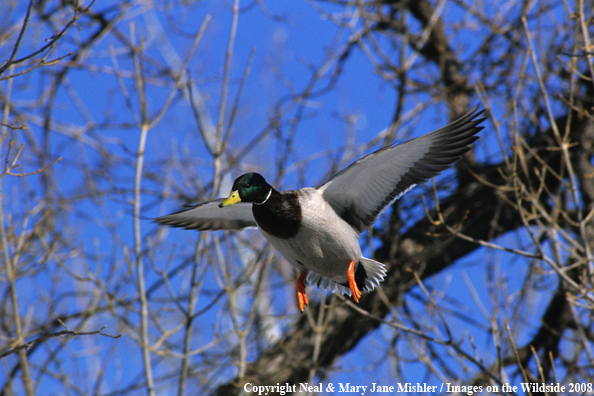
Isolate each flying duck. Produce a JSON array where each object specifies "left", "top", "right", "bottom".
[{"left": 155, "top": 107, "right": 485, "bottom": 312}]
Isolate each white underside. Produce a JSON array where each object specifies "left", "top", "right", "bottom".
[{"left": 258, "top": 188, "right": 385, "bottom": 296}]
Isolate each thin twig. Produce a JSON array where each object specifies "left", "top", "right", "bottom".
[{"left": 0, "top": 327, "right": 121, "bottom": 359}]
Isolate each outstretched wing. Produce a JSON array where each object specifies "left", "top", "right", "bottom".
[
  {"left": 154, "top": 199, "right": 257, "bottom": 231},
  {"left": 318, "top": 106, "right": 486, "bottom": 233}
]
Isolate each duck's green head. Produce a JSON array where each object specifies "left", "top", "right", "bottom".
[{"left": 219, "top": 173, "right": 272, "bottom": 207}]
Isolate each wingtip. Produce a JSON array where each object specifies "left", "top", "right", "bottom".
[
  {"left": 468, "top": 104, "right": 485, "bottom": 115},
  {"left": 467, "top": 105, "right": 488, "bottom": 125}
]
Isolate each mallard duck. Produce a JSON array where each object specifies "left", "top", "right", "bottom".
[{"left": 155, "top": 107, "right": 485, "bottom": 312}]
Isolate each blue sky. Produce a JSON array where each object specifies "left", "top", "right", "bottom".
[{"left": 0, "top": 0, "right": 581, "bottom": 394}]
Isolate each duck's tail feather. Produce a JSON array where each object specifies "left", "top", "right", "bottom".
[
  {"left": 357, "top": 257, "right": 387, "bottom": 292},
  {"left": 306, "top": 271, "right": 351, "bottom": 296},
  {"left": 305, "top": 258, "right": 387, "bottom": 297}
]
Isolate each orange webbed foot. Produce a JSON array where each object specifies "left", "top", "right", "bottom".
[
  {"left": 296, "top": 270, "right": 309, "bottom": 313},
  {"left": 347, "top": 260, "right": 361, "bottom": 303}
]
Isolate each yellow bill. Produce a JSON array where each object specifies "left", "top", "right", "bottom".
[{"left": 219, "top": 190, "right": 241, "bottom": 207}]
